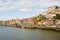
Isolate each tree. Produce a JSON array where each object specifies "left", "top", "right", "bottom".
[
  {"left": 53, "top": 14, "right": 60, "bottom": 19},
  {"left": 36, "top": 14, "right": 46, "bottom": 22},
  {"left": 53, "top": 14, "right": 60, "bottom": 25}
]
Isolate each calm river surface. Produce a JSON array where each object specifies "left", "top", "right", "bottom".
[{"left": 0, "top": 26, "right": 60, "bottom": 40}]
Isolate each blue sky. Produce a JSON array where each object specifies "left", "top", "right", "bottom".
[{"left": 0, "top": 0, "right": 60, "bottom": 20}]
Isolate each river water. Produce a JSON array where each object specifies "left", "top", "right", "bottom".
[{"left": 0, "top": 26, "right": 60, "bottom": 40}]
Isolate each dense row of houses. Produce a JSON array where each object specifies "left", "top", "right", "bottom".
[
  {"left": 0, "top": 6, "right": 60, "bottom": 29},
  {"left": 41, "top": 6, "right": 60, "bottom": 27}
]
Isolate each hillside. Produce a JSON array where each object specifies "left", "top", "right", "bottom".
[{"left": 0, "top": 6, "right": 60, "bottom": 31}]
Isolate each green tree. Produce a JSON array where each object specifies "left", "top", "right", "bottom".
[
  {"left": 53, "top": 14, "right": 60, "bottom": 19},
  {"left": 53, "top": 14, "right": 60, "bottom": 25}
]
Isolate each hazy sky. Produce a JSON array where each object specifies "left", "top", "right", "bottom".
[{"left": 0, "top": 0, "right": 60, "bottom": 20}]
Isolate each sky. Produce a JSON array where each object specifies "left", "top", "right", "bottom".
[{"left": 0, "top": 0, "right": 60, "bottom": 20}]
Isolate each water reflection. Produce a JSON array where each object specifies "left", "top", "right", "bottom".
[{"left": 0, "top": 26, "right": 60, "bottom": 40}]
